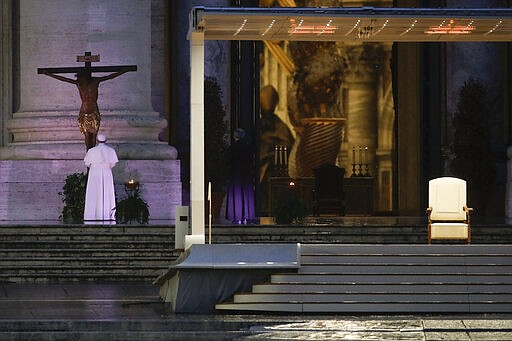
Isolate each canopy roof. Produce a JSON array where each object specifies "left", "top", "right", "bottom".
[{"left": 191, "top": 6, "right": 512, "bottom": 42}]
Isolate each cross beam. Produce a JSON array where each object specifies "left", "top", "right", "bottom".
[
  {"left": 37, "top": 51, "right": 137, "bottom": 74},
  {"left": 37, "top": 65, "right": 137, "bottom": 74}
]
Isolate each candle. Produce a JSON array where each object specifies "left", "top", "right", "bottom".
[
  {"left": 274, "top": 145, "right": 278, "bottom": 165},
  {"left": 352, "top": 146, "right": 356, "bottom": 164},
  {"left": 364, "top": 146, "right": 368, "bottom": 164},
  {"left": 359, "top": 146, "right": 362, "bottom": 165},
  {"left": 208, "top": 182, "right": 211, "bottom": 201},
  {"left": 284, "top": 146, "right": 288, "bottom": 165},
  {"left": 279, "top": 146, "right": 283, "bottom": 165},
  {"left": 125, "top": 179, "right": 139, "bottom": 190}
]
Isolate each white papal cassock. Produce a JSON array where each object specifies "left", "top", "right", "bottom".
[{"left": 84, "top": 136, "right": 119, "bottom": 221}]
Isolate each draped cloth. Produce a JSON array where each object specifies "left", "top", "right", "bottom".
[
  {"left": 83, "top": 143, "right": 118, "bottom": 221},
  {"left": 226, "top": 139, "right": 255, "bottom": 223}
]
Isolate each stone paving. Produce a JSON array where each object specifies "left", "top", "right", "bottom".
[
  {"left": 245, "top": 318, "right": 512, "bottom": 340},
  {"left": 0, "top": 283, "right": 511, "bottom": 339}
]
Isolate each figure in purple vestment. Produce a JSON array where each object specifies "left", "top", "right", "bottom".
[{"left": 226, "top": 128, "right": 255, "bottom": 224}]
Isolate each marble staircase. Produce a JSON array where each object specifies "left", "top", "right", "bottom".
[
  {"left": 0, "top": 225, "right": 176, "bottom": 283},
  {"left": 1, "top": 222, "right": 511, "bottom": 283},
  {"left": 216, "top": 244, "right": 512, "bottom": 313}
]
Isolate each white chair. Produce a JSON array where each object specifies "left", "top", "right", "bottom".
[{"left": 426, "top": 177, "right": 473, "bottom": 244}]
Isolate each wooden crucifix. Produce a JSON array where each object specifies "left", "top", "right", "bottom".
[{"left": 38, "top": 52, "right": 137, "bottom": 150}]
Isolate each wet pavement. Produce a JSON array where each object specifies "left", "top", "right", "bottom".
[
  {"left": 246, "top": 318, "right": 512, "bottom": 340},
  {"left": 0, "top": 283, "right": 511, "bottom": 340}
]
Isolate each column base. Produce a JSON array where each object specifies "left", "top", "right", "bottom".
[
  {"left": 3, "top": 110, "right": 177, "bottom": 160},
  {"left": 0, "top": 159, "right": 181, "bottom": 221},
  {"left": 0, "top": 142, "right": 177, "bottom": 160}
]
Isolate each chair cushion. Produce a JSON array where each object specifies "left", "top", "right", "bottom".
[{"left": 430, "top": 223, "right": 468, "bottom": 239}]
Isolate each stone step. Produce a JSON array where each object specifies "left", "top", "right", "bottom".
[
  {"left": 1, "top": 264, "right": 169, "bottom": 272},
  {"left": 231, "top": 292, "right": 512, "bottom": 304},
  {"left": 0, "top": 319, "right": 280, "bottom": 341},
  {"left": 0, "top": 235, "right": 174, "bottom": 242},
  {"left": 0, "top": 225, "right": 175, "bottom": 282},
  {"left": 216, "top": 301, "right": 512, "bottom": 313},
  {"left": 209, "top": 224, "right": 512, "bottom": 244},
  {"left": 0, "top": 331, "right": 252, "bottom": 341},
  {"left": 298, "top": 264, "right": 512, "bottom": 274},
  {"left": 0, "top": 225, "right": 174, "bottom": 233},
  {"left": 216, "top": 244, "right": 512, "bottom": 313},
  {"left": 0, "top": 248, "right": 172, "bottom": 257},
  {"left": 0, "top": 241, "right": 173, "bottom": 249},
  {"left": 0, "top": 273, "right": 163, "bottom": 282},
  {"left": 1, "top": 223, "right": 511, "bottom": 284},
  {"left": 0, "top": 257, "right": 174, "bottom": 266},
  {"left": 251, "top": 283, "right": 512, "bottom": 293},
  {"left": 299, "top": 243, "right": 512, "bottom": 254},
  {"left": 2, "top": 224, "right": 512, "bottom": 244},
  {"left": 270, "top": 273, "right": 512, "bottom": 284},
  {"left": 301, "top": 255, "right": 512, "bottom": 264}
]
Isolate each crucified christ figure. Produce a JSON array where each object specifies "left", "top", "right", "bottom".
[{"left": 41, "top": 69, "right": 129, "bottom": 150}]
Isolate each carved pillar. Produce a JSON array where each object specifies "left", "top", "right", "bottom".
[
  {"left": 339, "top": 43, "right": 380, "bottom": 176},
  {"left": 375, "top": 44, "right": 394, "bottom": 211}
]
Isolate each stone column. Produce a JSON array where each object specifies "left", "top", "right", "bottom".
[
  {"left": 340, "top": 44, "right": 379, "bottom": 176},
  {"left": 0, "top": 0, "right": 11, "bottom": 147},
  {"left": 375, "top": 44, "right": 394, "bottom": 212},
  {"left": 0, "top": 0, "right": 181, "bottom": 220}
]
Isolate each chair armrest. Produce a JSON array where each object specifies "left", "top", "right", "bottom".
[{"left": 463, "top": 205, "right": 473, "bottom": 224}]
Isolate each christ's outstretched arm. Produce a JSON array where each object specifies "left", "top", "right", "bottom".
[
  {"left": 41, "top": 71, "right": 77, "bottom": 85},
  {"left": 97, "top": 70, "right": 130, "bottom": 83}
]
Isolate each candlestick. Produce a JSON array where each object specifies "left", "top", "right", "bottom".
[{"left": 208, "top": 181, "right": 212, "bottom": 244}]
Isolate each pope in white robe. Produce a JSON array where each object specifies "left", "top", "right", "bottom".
[{"left": 84, "top": 134, "right": 118, "bottom": 221}]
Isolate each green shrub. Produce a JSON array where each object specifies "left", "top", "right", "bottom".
[
  {"left": 59, "top": 172, "right": 88, "bottom": 223},
  {"left": 116, "top": 189, "right": 150, "bottom": 224},
  {"left": 272, "top": 187, "right": 306, "bottom": 224}
]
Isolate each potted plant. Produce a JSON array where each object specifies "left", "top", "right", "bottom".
[
  {"left": 116, "top": 181, "right": 150, "bottom": 224},
  {"left": 204, "top": 77, "right": 229, "bottom": 219},
  {"left": 451, "top": 78, "right": 495, "bottom": 213},
  {"left": 271, "top": 184, "right": 306, "bottom": 224},
  {"left": 59, "top": 172, "right": 88, "bottom": 223}
]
